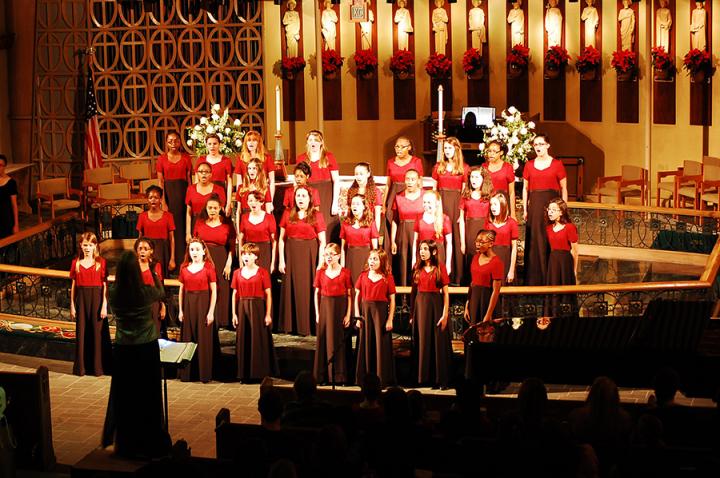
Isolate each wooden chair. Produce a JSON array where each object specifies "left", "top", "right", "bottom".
[
  {"left": 97, "top": 182, "right": 131, "bottom": 201},
  {"left": 595, "top": 165, "right": 648, "bottom": 206},
  {"left": 36, "top": 177, "right": 83, "bottom": 222},
  {"left": 82, "top": 166, "right": 115, "bottom": 212},
  {"left": 656, "top": 167, "right": 683, "bottom": 208},
  {"left": 695, "top": 157, "right": 720, "bottom": 211},
  {"left": 119, "top": 162, "right": 152, "bottom": 194},
  {"left": 139, "top": 178, "right": 161, "bottom": 195},
  {"left": 675, "top": 160, "right": 704, "bottom": 209}
]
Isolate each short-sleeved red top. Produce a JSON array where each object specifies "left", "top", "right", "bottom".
[
  {"left": 185, "top": 184, "right": 227, "bottom": 215},
  {"left": 297, "top": 152, "right": 339, "bottom": 182},
  {"left": 234, "top": 153, "right": 275, "bottom": 176},
  {"left": 231, "top": 267, "right": 271, "bottom": 298},
  {"left": 482, "top": 161, "right": 515, "bottom": 192},
  {"left": 239, "top": 213, "right": 277, "bottom": 243},
  {"left": 392, "top": 192, "right": 424, "bottom": 221},
  {"left": 470, "top": 255, "right": 504, "bottom": 287},
  {"left": 341, "top": 221, "right": 379, "bottom": 247},
  {"left": 197, "top": 155, "right": 233, "bottom": 184},
  {"left": 547, "top": 223, "right": 578, "bottom": 251},
  {"left": 283, "top": 185, "right": 321, "bottom": 209},
  {"left": 137, "top": 211, "right": 176, "bottom": 240},
  {"left": 414, "top": 214, "right": 452, "bottom": 243},
  {"left": 314, "top": 267, "right": 353, "bottom": 297},
  {"left": 386, "top": 156, "right": 424, "bottom": 183},
  {"left": 488, "top": 218, "right": 519, "bottom": 246},
  {"left": 236, "top": 185, "right": 272, "bottom": 211},
  {"left": 193, "top": 221, "right": 235, "bottom": 248},
  {"left": 432, "top": 163, "right": 470, "bottom": 190},
  {"left": 179, "top": 262, "right": 217, "bottom": 291},
  {"left": 460, "top": 196, "right": 490, "bottom": 220},
  {"left": 280, "top": 210, "right": 326, "bottom": 239},
  {"left": 355, "top": 270, "right": 396, "bottom": 302},
  {"left": 522, "top": 159, "right": 567, "bottom": 191},
  {"left": 414, "top": 263, "right": 450, "bottom": 292},
  {"left": 69, "top": 258, "right": 107, "bottom": 287},
  {"left": 140, "top": 262, "right": 163, "bottom": 286},
  {"left": 156, "top": 153, "right": 193, "bottom": 181}
]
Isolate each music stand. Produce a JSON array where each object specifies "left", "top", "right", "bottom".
[{"left": 158, "top": 340, "right": 197, "bottom": 431}]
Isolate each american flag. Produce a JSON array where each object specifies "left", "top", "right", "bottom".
[{"left": 84, "top": 68, "right": 104, "bottom": 169}]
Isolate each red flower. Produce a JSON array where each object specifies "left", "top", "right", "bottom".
[
  {"left": 425, "top": 53, "right": 452, "bottom": 79},
  {"left": 390, "top": 50, "right": 414, "bottom": 74},
  {"left": 281, "top": 56, "right": 306, "bottom": 75},
  {"left": 651, "top": 46, "right": 674, "bottom": 71},
  {"left": 507, "top": 44, "right": 530, "bottom": 68},
  {"left": 353, "top": 49, "right": 378, "bottom": 75},
  {"left": 322, "top": 49, "right": 344, "bottom": 76},
  {"left": 682, "top": 48, "right": 713, "bottom": 75},
  {"left": 462, "top": 48, "right": 483, "bottom": 74},
  {"left": 544, "top": 46, "right": 570, "bottom": 69},
  {"left": 575, "top": 46, "right": 601, "bottom": 73},
  {"left": 611, "top": 49, "right": 637, "bottom": 73}
]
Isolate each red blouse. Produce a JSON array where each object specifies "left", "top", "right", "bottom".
[
  {"left": 341, "top": 221, "right": 379, "bottom": 247},
  {"left": 522, "top": 159, "right": 567, "bottom": 191},
  {"left": 231, "top": 267, "right": 271, "bottom": 298},
  {"left": 297, "top": 152, "right": 339, "bottom": 182},
  {"left": 236, "top": 186, "right": 272, "bottom": 211},
  {"left": 414, "top": 264, "right": 450, "bottom": 293},
  {"left": 280, "top": 210, "right": 326, "bottom": 239},
  {"left": 392, "top": 192, "right": 424, "bottom": 221},
  {"left": 283, "top": 185, "right": 321, "bottom": 209},
  {"left": 314, "top": 267, "right": 353, "bottom": 297},
  {"left": 386, "top": 156, "right": 424, "bottom": 183},
  {"left": 355, "top": 270, "right": 396, "bottom": 302},
  {"left": 234, "top": 153, "right": 275, "bottom": 176},
  {"left": 140, "top": 262, "right": 163, "bottom": 286},
  {"left": 239, "top": 213, "right": 277, "bottom": 243},
  {"left": 69, "top": 258, "right": 107, "bottom": 287},
  {"left": 470, "top": 255, "right": 504, "bottom": 287},
  {"left": 185, "top": 184, "right": 226, "bottom": 215},
  {"left": 482, "top": 161, "right": 515, "bottom": 192},
  {"left": 432, "top": 163, "right": 470, "bottom": 190},
  {"left": 460, "top": 196, "right": 490, "bottom": 220},
  {"left": 137, "top": 211, "right": 175, "bottom": 240},
  {"left": 197, "top": 155, "right": 233, "bottom": 184},
  {"left": 547, "top": 223, "right": 578, "bottom": 251},
  {"left": 193, "top": 221, "right": 235, "bottom": 248},
  {"left": 414, "top": 214, "right": 452, "bottom": 243},
  {"left": 156, "top": 153, "right": 193, "bottom": 181},
  {"left": 179, "top": 262, "right": 217, "bottom": 291},
  {"left": 488, "top": 218, "right": 519, "bottom": 246}
]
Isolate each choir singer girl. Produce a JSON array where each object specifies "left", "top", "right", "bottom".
[
  {"left": 341, "top": 194, "right": 379, "bottom": 283},
  {"left": 238, "top": 190, "right": 277, "bottom": 273}
]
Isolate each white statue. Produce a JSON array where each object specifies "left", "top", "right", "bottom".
[
  {"left": 432, "top": 0, "right": 449, "bottom": 55},
  {"left": 283, "top": 0, "right": 300, "bottom": 57},
  {"left": 545, "top": 0, "right": 563, "bottom": 48},
  {"left": 507, "top": 1, "right": 525, "bottom": 47},
  {"left": 321, "top": 1, "right": 338, "bottom": 51},
  {"left": 468, "top": 0, "right": 487, "bottom": 54},
  {"left": 394, "top": 0, "right": 414, "bottom": 52},
  {"left": 360, "top": 3, "right": 374, "bottom": 50},
  {"left": 690, "top": 1, "right": 706, "bottom": 51},
  {"left": 618, "top": 0, "right": 635, "bottom": 51},
  {"left": 655, "top": 0, "right": 672, "bottom": 51},
  {"left": 581, "top": 0, "right": 599, "bottom": 48}
]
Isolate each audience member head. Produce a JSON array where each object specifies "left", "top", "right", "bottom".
[
  {"left": 361, "top": 373, "right": 382, "bottom": 404},
  {"left": 652, "top": 367, "right": 679, "bottom": 407},
  {"left": 268, "top": 459, "right": 297, "bottom": 478},
  {"left": 293, "top": 370, "right": 317, "bottom": 402},
  {"left": 517, "top": 377, "right": 548, "bottom": 426},
  {"left": 586, "top": 376, "right": 621, "bottom": 422},
  {"left": 407, "top": 390, "right": 426, "bottom": 424},
  {"left": 258, "top": 388, "right": 284, "bottom": 429},
  {"left": 635, "top": 414, "right": 665, "bottom": 448},
  {"left": 383, "top": 387, "right": 409, "bottom": 425}
]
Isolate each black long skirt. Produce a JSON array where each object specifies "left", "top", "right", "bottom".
[
  {"left": 313, "top": 179, "right": 339, "bottom": 242},
  {"left": 544, "top": 250, "right": 577, "bottom": 317},
  {"left": 235, "top": 297, "right": 277, "bottom": 380},
  {"left": 314, "top": 295, "right": 350, "bottom": 384},
  {"left": 207, "top": 244, "right": 231, "bottom": 329},
  {"left": 180, "top": 290, "right": 214, "bottom": 382},
  {"left": 413, "top": 292, "right": 452, "bottom": 387},
  {"left": 493, "top": 245, "right": 512, "bottom": 283},
  {"left": 151, "top": 238, "right": 171, "bottom": 279},
  {"left": 383, "top": 182, "right": 405, "bottom": 256},
  {"left": 164, "top": 179, "right": 187, "bottom": 276},
  {"left": 255, "top": 240, "right": 273, "bottom": 273},
  {"left": 439, "top": 188, "right": 463, "bottom": 284},
  {"left": 73, "top": 286, "right": 112, "bottom": 376},
  {"left": 524, "top": 189, "right": 559, "bottom": 286},
  {"left": 346, "top": 245, "right": 370, "bottom": 284},
  {"left": 463, "top": 217, "right": 486, "bottom": 285},
  {"left": 394, "top": 219, "right": 415, "bottom": 286},
  {"left": 356, "top": 301, "right": 396, "bottom": 387},
  {"left": 279, "top": 238, "right": 317, "bottom": 336},
  {"left": 465, "top": 285, "right": 497, "bottom": 380},
  {"left": 102, "top": 340, "right": 170, "bottom": 458}
]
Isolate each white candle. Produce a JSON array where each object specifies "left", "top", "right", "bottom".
[
  {"left": 275, "top": 85, "right": 281, "bottom": 133},
  {"left": 438, "top": 85, "right": 444, "bottom": 133}
]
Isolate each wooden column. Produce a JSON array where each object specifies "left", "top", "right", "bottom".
[
  {"left": 355, "top": 0, "right": 379, "bottom": 120},
  {"left": 393, "top": 0, "right": 416, "bottom": 120},
  {"left": 579, "top": 0, "right": 602, "bottom": 122},
  {"left": 429, "top": 0, "right": 452, "bottom": 112},
  {"left": 320, "top": 1, "right": 342, "bottom": 121},
  {"left": 281, "top": 0, "right": 305, "bottom": 121},
  {"left": 506, "top": 1, "right": 528, "bottom": 112},
  {"left": 543, "top": 0, "right": 566, "bottom": 121},
  {"left": 466, "top": 0, "right": 489, "bottom": 106},
  {"left": 652, "top": 0, "right": 676, "bottom": 125},
  {"left": 689, "top": 0, "right": 712, "bottom": 126},
  {"left": 616, "top": 0, "right": 639, "bottom": 124}
]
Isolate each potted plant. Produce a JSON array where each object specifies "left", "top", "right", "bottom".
[
  {"left": 425, "top": 53, "right": 452, "bottom": 79},
  {"left": 462, "top": 48, "right": 483, "bottom": 79},
  {"left": 683, "top": 48, "right": 714, "bottom": 83},
  {"left": 544, "top": 45, "right": 570, "bottom": 79},
  {"left": 611, "top": 49, "right": 637, "bottom": 81},
  {"left": 507, "top": 44, "right": 530, "bottom": 78},
  {"left": 575, "top": 46, "right": 601, "bottom": 80},
  {"left": 390, "top": 50, "right": 414, "bottom": 79},
  {"left": 322, "top": 49, "right": 344, "bottom": 80},
  {"left": 281, "top": 56, "right": 306, "bottom": 80},
  {"left": 651, "top": 46, "right": 674, "bottom": 81},
  {"left": 353, "top": 49, "right": 378, "bottom": 79}
]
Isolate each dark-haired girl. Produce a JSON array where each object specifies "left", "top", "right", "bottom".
[
  {"left": 238, "top": 190, "right": 277, "bottom": 273},
  {"left": 487, "top": 191, "right": 519, "bottom": 283},
  {"left": 545, "top": 198, "right": 578, "bottom": 317},
  {"left": 137, "top": 185, "right": 175, "bottom": 278},
  {"left": 459, "top": 167, "right": 492, "bottom": 283},
  {"left": 134, "top": 237, "right": 166, "bottom": 335},
  {"left": 346, "top": 162, "right": 382, "bottom": 233},
  {"left": 185, "top": 161, "right": 226, "bottom": 243},
  {"left": 197, "top": 133, "right": 233, "bottom": 215},
  {"left": 341, "top": 194, "right": 379, "bottom": 283},
  {"left": 282, "top": 162, "right": 321, "bottom": 210},
  {"left": 482, "top": 140, "right": 516, "bottom": 219},
  {"left": 391, "top": 169, "right": 424, "bottom": 285}
]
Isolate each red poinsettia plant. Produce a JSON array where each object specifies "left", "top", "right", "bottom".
[
  {"left": 462, "top": 48, "right": 483, "bottom": 74},
  {"left": 682, "top": 48, "right": 713, "bottom": 75},
  {"left": 611, "top": 49, "right": 637, "bottom": 73},
  {"left": 544, "top": 46, "right": 570, "bottom": 70},
  {"left": 651, "top": 46, "right": 674, "bottom": 71},
  {"left": 281, "top": 56, "right": 306, "bottom": 76},
  {"left": 353, "top": 49, "right": 378, "bottom": 75},
  {"left": 507, "top": 44, "right": 530, "bottom": 68},
  {"left": 575, "top": 46, "right": 601, "bottom": 73},
  {"left": 425, "top": 53, "right": 452, "bottom": 78},
  {"left": 390, "top": 50, "right": 414, "bottom": 75},
  {"left": 322, "top": 49, "right": 344, "bottom": 76}
]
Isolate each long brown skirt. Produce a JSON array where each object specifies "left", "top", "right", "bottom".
[
  {"left": 207, "top": 244, "right": 231, "bottom": 328},
  {"left": 150, "top": 238, "right": 171, "bottom": 279},
  {"left": 463, "top": 217, "right": 486, "bottom": 285},
  {"left": 493, "top": 245, "right": 512, "bottom": 283},
  {"left": 439, "top": 188, "right": 463, "bottom": 284},
  {"left": 254, "top": 240, "right": 273, "bottom": 273},
  {"left": 164, "top": 179, "right": 187, "bottom": 276},
  {"left": 413, "top": 292, "right": 452, "bottom": 387},
  {"left": 346, "top": 245, "right": 370, "bottom": 284},
  {"left": 524, "top": 189, "right": 559, "bottom": 286},
  {"left": 313, "top": 179, "right": 339, "bottom": 242},
  {"left": 279, "top": 237, "right": 318, "bottom": 336},
  {"left": 314, "top": 295, "right": 350, "bottom": 384},
  {"left": 356, "top": 301, "right": 396, "bottom": 387},
  {"left": 465, "top": 285, "right": 497, "bottom": 380},
  {"left": 383, "top": 182, "right": 405, "bottom": 255},
  {"left": 180, "top": 290, "right": 214, "bottom": 382},
  {"left": 394, "top": 219, "right": 415, "bottom": 286},
  {"left": 235, "top": 297, "right": 277, "bottom": 380},
  {"left": 74, "top": 286, "right": 112, "bottom": 376},
  {"left": 544, "top": 250, "right": 578, "bottom": 317}
]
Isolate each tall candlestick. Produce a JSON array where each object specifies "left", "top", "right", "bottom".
[
  {"left": 275, "top": 85, "right": 281, "bottom": 133},
  {"left": 438, "top": 85, "right": 444, "bottom": 133}
]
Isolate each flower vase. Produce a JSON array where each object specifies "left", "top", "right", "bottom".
[
  {"left": 691, "top": 70, "right": 707, "bottom": 83},
  {"left": 359, "top": 69, "right": 375, "bottom": 80},
  {"left": 324, "top": 70, "right": 338, "bottom": 80},
  {"left": 467, "top": 65, "right": 484, "bottom": 80},
  {"left": 580, "top": 68, "right": 597, "bottom": 81},
  {"left": 508, "top": 63, "right": 524, "bottom": 79},
  {"left": 395, "top": 70, "right": 410, "bottom": 80},
  {"left": 544, "top": 66, "right": 560, "bottom": 79},
  {"left": 653, "top": 67, "right": 672, "bottom": 81},
  {"left": 616, "top": 69, "right": 634, "bottom": 82},
  {"left": 284, "top": 71, "right": 295, "bottom": 81}
]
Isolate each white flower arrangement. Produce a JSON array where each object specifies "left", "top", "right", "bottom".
[
  {"left": 186, "top": 104, "right": 245, "bottom": 156},
  {"left": 479, "top": 106, "right": 536, "bottom": 165}
]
